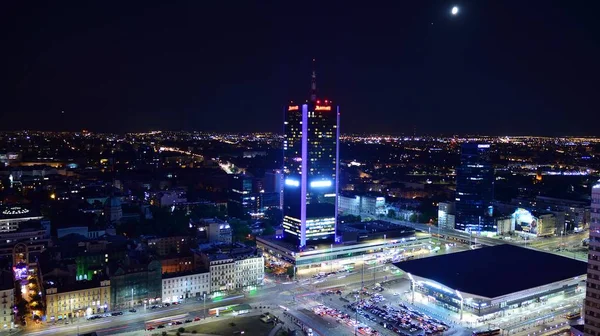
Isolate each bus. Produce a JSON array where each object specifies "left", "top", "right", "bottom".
[
  {"left": 566, "top": 311, "right": 581, "bottom": 320},
  {"left": 472, "top": 329, "right": 501, "bottom": 336}
]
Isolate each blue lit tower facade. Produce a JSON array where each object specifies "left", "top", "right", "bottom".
[
  {"left": 282, "top": 64, "right": 339, "bottom": 248},
  {"left": 454, "top": 143, "right": 495, "bottom": 233}
]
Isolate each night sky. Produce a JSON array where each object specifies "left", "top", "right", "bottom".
[{"left": 3, "top": 1, "right": 600, "bottom": 135}]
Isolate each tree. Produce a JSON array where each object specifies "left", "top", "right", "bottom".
[
  {"left": 387, "top": 209, "right": 396, "bottom": 219},
  {"left": 409, "top": 213, "right": 418, "bottom": 223},
  {"left": 262, "top": 224, "right": 276, "bottom": 236},
  {"left": 229, "top": 218, "right": 252, "bottom": 242},
  {"left": 339, "top": 214, "right": 361, "bottom": 223},
  {"left": 286, "top": 266, "right": 295, "bottom": 278},
  {"left": 264, "top": 208, "right": 283, "bottom": 227}
]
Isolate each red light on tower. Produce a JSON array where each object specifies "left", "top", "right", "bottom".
[
  {"left": 325, "top": 100, "right": 328, "bottom": 103},
  {"left": 317, "top": 100, "right": 320, "bottom": 104}
]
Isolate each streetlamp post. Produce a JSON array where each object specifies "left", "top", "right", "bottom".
[
  {"left": 455, "top": 290, "right": 464, "bottom": 321},
  {"left": 131, "top": 288, "right": 134, "bottom": 308},
  {"left": 407, "top": 273, "right": 415, "bottom": 304},
  {"left": 361, "top": 255, "right": 365, "bottom": 290},
  {"left": 203, "top": 293, "right": 207, "bottom": 318},
  {"left": 330, "top": 244, "right": 333, "bottom": 273}
]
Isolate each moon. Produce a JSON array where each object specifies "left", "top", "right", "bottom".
[{"left": 451, "top": 6, "right": 459, "bottom": 15}]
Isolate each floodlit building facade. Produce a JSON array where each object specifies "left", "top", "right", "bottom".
[
  {"left": 283, "top": 63, "right": 340, "bottom": 247},
  {"left": 162, "top": 270, "right": 210, "bottom": 303},
  {"left": 45, "top": 279, "right": 111, "bottom": 321}
]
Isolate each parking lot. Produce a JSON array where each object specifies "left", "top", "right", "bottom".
[{"left": 309, "top": 282, "right": 458, "bottom": 336}]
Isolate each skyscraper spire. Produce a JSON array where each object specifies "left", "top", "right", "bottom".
[{"left": 310, "top": 58, "right": 317, "bottom": 102}]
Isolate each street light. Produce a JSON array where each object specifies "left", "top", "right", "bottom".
[
  {"left": 330, "top": 244, "right": 334, "bottom": 273},
  {"left": 455, "top": 290, "right": 464, "bottom": 321},
  {"left": 407, "top": 273, "right": 415, "bottom": 304}
]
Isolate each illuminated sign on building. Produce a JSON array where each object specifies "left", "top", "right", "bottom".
[
  {"left": 315, "top": 106, "right": 331, "bottom": 111},
  {"left": 288, "top": 106, "right": 299, "bottom": 111},
  {"left": 285, "top": 178, "right": 300, "bottom": 187},
  {"left": 310, "top": 180, "right": 332, "bottom": 188}
]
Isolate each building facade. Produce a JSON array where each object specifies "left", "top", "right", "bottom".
[
  {"left": 162, "top": 270, "right": 210, "bottom": 303},
  {"left": 200, "top": 250, "right": 264, "bottom": 294},
  {"left": 228, "top": 174, "right": 281, "bottom": 219},
  {"left": 512, "top": 196, "right": 590, "bottom": 232},
  {"left": 0, "top": 271, "right": 14, "bottom": 330},
  {"left": 109, "top": 259, "right": 162, "bottom": 309},
  {"left": 45, "top": 279, "right": 111, "bottom": 321},
  {"left": 283, "top": 65, "right": 340, "bottom": 247},
  {"left": 208, "top": 220, "right": 232, "bottom": 244},
  {"left": 338, "top": 193, "right": 386, "bottom": 216},
  {"left": 145, "top": 189, "right": 187, "bottom": 208},
  {"left": 455, "top": 143, "right": 495, "bottom": 233},
  {"left": 234, "top": 256, "right": 264, "bottom": 290},
  {"left": 147, "top": 236, "right": 191, "bottom": 256},
  {"left": 584, "top": 182, "right": 600, "bottom": 335},
  {"left": 103, "top": 196, "right": 122, "bottom": 224},
  {"left": 160, "top": 254, "right": 195, "bottom": 274},
  {"left": 208, "top": 256, "right": 235, "bottom": 293},
  {"left": 227, "top": 174, "right": 256, "bottom": 219},
  {"left": 437, "top": 202, "right": 456, "bottom": 230},
  {"left": 194, "top": 218, "right": 233, "bottom": 244}
]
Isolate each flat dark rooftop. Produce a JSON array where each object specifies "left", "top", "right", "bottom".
[
  {"left": 394, "top": 244, "right": 587, "bottom": 298},
  {"left": 342, "top": 220, "right": 415, "bottom": 234}
]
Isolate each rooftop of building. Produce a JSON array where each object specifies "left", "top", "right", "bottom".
[
  {"left": 45, "top": 277, "right": 109, "bottom": 293},
  {"left": 340, "top": 220, "right": 416, "bottom": 235},
  {"left": 339, "top": 191, "right": 386, "bottom": 199},
  {"left": 393, "top": 244, "right": 587, "bottom": 299},
  {"left": 189, "top": 217, "right": 228, "bottom": 225},
  {"left": 159, "top": 250, "right": 193, "bottom": 260},
  {"left": 258, "top": 230, "right": 426, "bottom": 253},
  {"left": 194, "top": 242, "right": 261, "bottom": 261}
]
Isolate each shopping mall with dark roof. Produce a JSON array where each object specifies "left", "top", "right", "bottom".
[{"left": 393, "top": 244, "right": 587, "bottom": 318}]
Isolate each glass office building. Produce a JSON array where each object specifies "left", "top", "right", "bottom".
[
  {"left": 454, "top": 143, "right": 495, "bottom": 233},
  {"left": 282, "top": 65, "right": 339, "bottom": 248}
]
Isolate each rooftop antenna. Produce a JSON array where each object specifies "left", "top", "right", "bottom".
[{"left": 310, "top": 58, "right": 317, "bottom": 102}]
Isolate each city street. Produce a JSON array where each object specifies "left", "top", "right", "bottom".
[{"left": 23, "top": 285, "right": 287, "bottom": 336}]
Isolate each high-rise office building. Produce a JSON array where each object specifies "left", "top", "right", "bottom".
[
  {"left": 454, "top": 143, "right": 495, "bottom": 233},
  {"left": 228, "top": 173, "right": 282, "bottom": 219},
  {"left": 227, "top": 174, "right": 256, "bottom": 219},
  {"left": 282, "top": 62, "right": 339, "bottom": 248},
  {"left": 584, "top": 182, "right": 600, "bottom": 335}
]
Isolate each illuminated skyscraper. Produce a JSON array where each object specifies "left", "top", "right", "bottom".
[
  {"left": 584, "top": 182, "right": 600, "bottom": 335},
  {"left": 282, "top": 61, "right": 339, "bottom": 248},
  {"left": 454, "top": 143, "right": 495, "bottom": 233}
]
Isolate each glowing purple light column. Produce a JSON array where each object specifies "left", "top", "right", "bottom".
[{"left": 300, "top": 104, "right": 308, "bottom": 248}]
